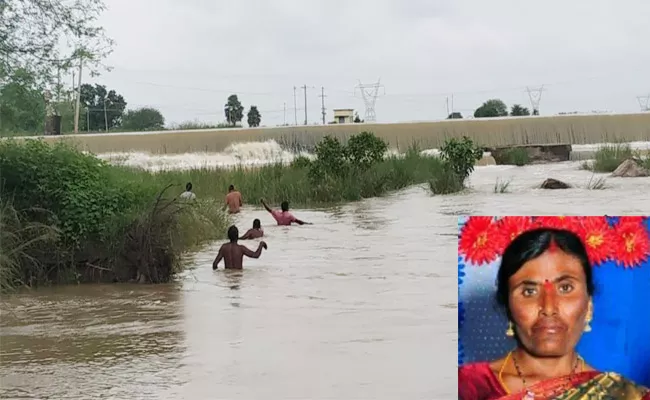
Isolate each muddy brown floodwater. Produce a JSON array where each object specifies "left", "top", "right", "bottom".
[{"left": 2, "top": 161, "right": 650, "bottom": 399}]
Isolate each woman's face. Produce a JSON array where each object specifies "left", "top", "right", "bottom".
[{"left": 508, "top": 248, "right": 590, "bottom": 357}]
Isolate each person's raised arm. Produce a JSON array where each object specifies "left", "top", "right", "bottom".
[
  {"left": 293, "top": 216, "right": 312, "bottom": 225},
  {"left": 260, "top": 198, "right": 273, "bottom": 213},
  {"left": 241, "top": 241, "right": 268, "bottom": 259},
  {"left": 212, "top": 246, "right": 224, "bottom": 270}
]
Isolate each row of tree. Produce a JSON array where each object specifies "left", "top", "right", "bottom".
[
  {"left": 0, "top": 66, "right": 268, "bottom": 134},
  {"left": 446, "top": 99, "right": 538, "bottom": 120},
  {"left": 224, "top": 94, "right": 261, "bottom": 127}
]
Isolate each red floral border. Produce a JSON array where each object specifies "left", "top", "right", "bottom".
[{"left": 458, "top": 216, "right": 650, "bottom": 268}]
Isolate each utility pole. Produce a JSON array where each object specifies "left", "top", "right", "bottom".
[
  {"left": 302, "top": 84, "right": 308, "bottom": 125},
  {"left": 103, "top": 99, "right": 108, "bottom": 131},
  {"left": 74, "top": 57, "right": 83, "bottom": 134},
  {"left": 293, "top": 86, "right": 298, "bottom": 125},
  {"left": 283, "top": 102, "right": 287, "bottom": 125},
  {"left": 319, "top": 87, "right": 327, "bottom": 124},
  {"left": 446, "top": 96, "right": 450, "bottom": 116}
]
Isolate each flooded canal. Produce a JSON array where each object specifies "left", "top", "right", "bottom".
[{"left": 2, "top": 157, "right": 650, "bottom": 399}]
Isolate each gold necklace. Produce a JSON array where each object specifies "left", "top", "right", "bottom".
[{"left": 511, "top": 351, "right": 581, "bottom": 399}]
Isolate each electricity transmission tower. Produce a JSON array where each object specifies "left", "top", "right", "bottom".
[
  {"left": 525, "top": 85, "right": 545, "bottom": 115},
  {"left": 637, "top": 95, "right": 650, "bottom": 112},
  {"left": 354, "top": 79, "right": 385, "bottom": 122}
]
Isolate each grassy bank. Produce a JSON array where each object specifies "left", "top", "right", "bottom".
[
  {"left": 0, "top": 140, "right": 229, "bottom": 291},
  {"left": 581, "top": 143, "right": 650, "bottom": 172},
  {"left": 0, "top": 132, "right": 471, "bottom": 291}
]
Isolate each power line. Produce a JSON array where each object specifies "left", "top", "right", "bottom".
[
  {"left": 526, "top": 85, "right": 546, "bottom": 115},
  {"left": 637, "top": 94, "right": 650, "bottom": 112}
]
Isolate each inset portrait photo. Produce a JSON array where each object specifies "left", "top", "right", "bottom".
[{"left": 458, "top": 216, "right": 650, "bottom": 400}]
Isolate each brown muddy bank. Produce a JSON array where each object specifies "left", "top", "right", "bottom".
[{"left": 23, "top": 113, "right": 650, "bottom": 155}]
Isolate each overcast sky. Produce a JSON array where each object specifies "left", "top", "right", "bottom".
[{"left": 90, "top": 0, "right": 650, "bottom": 127}]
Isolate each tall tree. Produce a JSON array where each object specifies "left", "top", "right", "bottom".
[
  {"left": 0, "top": 68, "right": 46, "bottom": 134},
  {"left": 121, "top": 107, "right": 165, "bottom": 131},
  {"left": 474, "top": 99, "right": 508, "bottom": 118},
  {"left": 79, "top": 84, "right": 126, "bottom": 131},
  {"left": 247, "top": 106, "right": 261, "bottom": 127},
  {"left": 510, "top": 104, "right": 531, "bottom": 116},
  {"left": 0, "top": 0, "right": 114, "bottom": 86},
  {"left": 224, "top": 94, "right": 244, "bottom": 126}
]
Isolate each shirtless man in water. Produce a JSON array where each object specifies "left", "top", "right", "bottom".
[
  {"left": 225, "top": 185, "right": 243, "bottom": 214},
  {"left": 239, "top": 219, "right": 264, "bottom": 240},
  {"left": 213, "top": 226, "right": 267, "bottom": 270},
  {"left": 260, "top": 198, "right": 311, "bottom": 226}
]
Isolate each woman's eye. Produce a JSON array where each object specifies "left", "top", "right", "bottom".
[
  {"left": 559, "top": 283, "right": 574, "bottom": 293},
  {"left": 522, "top": 288, "right": 537, "bottom": 297}
]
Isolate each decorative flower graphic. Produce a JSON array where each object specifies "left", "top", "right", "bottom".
[
  {"left": 534, "top": 216, "right": 581, "bottom": 234},
  {"left": 613, "top": 219, "right": 650, "bottom": 268},
  {"left": 459, "top": 217, "right": 502, "bottom": 265},
  {"left": 578, "top": 216, "right": 614, "bottom": 266},
  {"left": 495, "top": 216, "right": 535, "bottom": 254}
]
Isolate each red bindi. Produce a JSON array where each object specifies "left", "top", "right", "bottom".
[{"left": 543, "top": 280, "right": 554, "bottom": 292}]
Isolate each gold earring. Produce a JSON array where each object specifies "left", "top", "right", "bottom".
[
  {"left": 584, "top": 301, "right": 593, "bottom": 333},
  {"left": 506, "top": 321, "right": 515, "bottom": 337}
]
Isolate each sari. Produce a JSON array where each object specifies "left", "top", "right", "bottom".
[{"left": 459, "top": 362, "right": 650, "bottom": 400}]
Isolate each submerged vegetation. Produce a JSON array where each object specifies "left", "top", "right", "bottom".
[
  {"left": 580, "top": 143, "right": 643, "bottom": 173},
  {"left": 429, "top": 137, "right": 483, "bottom": 195}
]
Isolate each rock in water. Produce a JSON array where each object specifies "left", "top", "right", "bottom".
[
  {"left": 540, "top": 178, "right": 571, "bottom": 189},
  {"left": 611, "top": 159, "right": 649, "bottom": 177}
]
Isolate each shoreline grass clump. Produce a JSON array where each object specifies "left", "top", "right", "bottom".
[
  {"left": 0, "top": 140, "right": 229, "bottom": 292},
  {"left": 141, "top": 132, "right": 451, "bottom": 205},
  {"left": 494, "top": 148, "right": 530, "bottom": 166},
  {"left": 429, "top": 136, "right": 483, "bottom": 195},
  {"left": 581, "top": 143, "right": 634, "bottom": 172}
]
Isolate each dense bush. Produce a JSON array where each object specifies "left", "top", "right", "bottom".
[
  {"left": 0, "top": 140, "right": 228, "bottom": 290},
  {"left": 582, "top": 143, "right": 635, "bottom": 173},
  {"left": 494, "top": 148, "right": 530, "bottom": 166},
  {"left": 429, "top": 136, "right": 483, "bottom": 194}
]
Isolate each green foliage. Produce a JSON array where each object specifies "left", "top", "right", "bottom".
[
  {"left": 0, "top": 0, "right": 114, "bottom": 86},
  {"left": 474, "top": 99, "right": 508, "bottom": 118},
  {"left": 121, "top": 107, "right": 165, "bottom": 131},
  {"left": 307, "top": 132, "right": 389, "bottom": 185},
  {"left": 224, "top": 94, "right": 244, "bottom": 126},
  {"left": 510, "top": 104, "right": 531, "bottom": 116},
  {"left": 447, "top": 112, "right": 463, "bottom": 119},
  {"left": 439, "top": 136, "right": 484, "bottom": 182},
  {"left": 79, "top": 83, "right": 127, "bottom": 131},
  {"left": 0, "top": 68, "right": 46, "bottom": 134},
  {"left": 247, "top": 105, "right": 261, "bottom": 127},
  {"left": 428, "top": 165, "right": 464, "bottom": 195},
  {"left": 493, "top": 178, "right": 512, "bottom": 193},
  {"left": 290, "top": 155, "right": 312, "bottom": 169},
  {"left": 0, "top": 140, "right": 229, "bottom": 290},
  {"left": 588, "top": 144, "right": 635, "bottom": 173},
  {"left": 345, "top": 131, "right": 389, "bottom": 171},
  {"left": 494, "top": 148, "right": 530, "bottom": 166}
]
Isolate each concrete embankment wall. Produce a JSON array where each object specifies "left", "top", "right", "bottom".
[{"left": 20, "top": 113, "right": 650, "bottom": 154}]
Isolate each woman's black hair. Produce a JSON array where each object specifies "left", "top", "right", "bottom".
[{"left": 496, "top": 227, "right": 595, "bottom": 318}]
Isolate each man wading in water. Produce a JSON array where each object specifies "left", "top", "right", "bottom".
[
  {"left": 239, "top": 219, "right": 264, "bottom": 240},
  {"left": 260, "top": 198, "right": 311, "bottom": 226},
  {"left": 225, "top": 184, "right": 243, "bottom": 214},
  {"left": 213, "top": 226, "right": 267, "bottom": 270}
]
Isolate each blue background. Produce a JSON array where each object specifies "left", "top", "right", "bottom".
[{"left": 457, "top": 216, "right": 650, "bottom": 387}]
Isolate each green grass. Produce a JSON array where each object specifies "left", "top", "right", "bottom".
[
  {"left": 586, "top": 174, "right": 608, "bottom": 190},
  {"left": 125, "top": 151, "right": 447, "bottom": 206},
  {"left": 494, "top": 148, "right": 530, "bottom": 166},
  {"left": 493, "top": 178, "right": 512, "bottom": 193},
  {"left": 0, "top": 139, "right": 230, "bottom": 291},
  {"left": 581, "top": 143, "right": 635, "bottom": 172}
]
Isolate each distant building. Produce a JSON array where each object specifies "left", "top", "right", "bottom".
[{"left": 332, "top": 109, "right": 355, "bottom": 124}]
